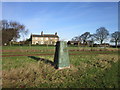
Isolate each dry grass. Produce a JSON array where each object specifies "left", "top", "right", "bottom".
[
  {"left": 2, "top": 54, "right": 118, "bottom": 88},
  {"left": 2, "top": 61, "right": 80, "bottom": 88}
]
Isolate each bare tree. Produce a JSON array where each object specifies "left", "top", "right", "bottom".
[
  {"left": 94, "top": 27, "right": 109, "bottom": 44},
  {"left": 110, "top": 31, "right": 120, "bottom": 48},
  {"left": 1, "top": 20, "right": 28, "bottom": 45},
  {"left": 79, "top": 32, "right": 91, "bottom": 44},
  {"left": 71, "top": 32, "right": 91, "bottom": 44}
]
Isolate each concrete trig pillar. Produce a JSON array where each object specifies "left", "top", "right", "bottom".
[{"left": 54, "top": 41, "right": 70, "bottom": 69}]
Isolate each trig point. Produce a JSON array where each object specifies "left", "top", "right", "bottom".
[{"left": 54, "top": 41, "right": 70, "bottom": 69}]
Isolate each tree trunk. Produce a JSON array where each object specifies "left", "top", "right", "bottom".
[
  {"left": 100, "top": 40, "right": 103, "bottom": 44},
  {"left": 115, "top": 41, "right": 118, "bottom": 48}
]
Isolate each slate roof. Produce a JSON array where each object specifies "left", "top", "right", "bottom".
[{"left": 31, "top": 34, "right": 59, "bottom": 38}]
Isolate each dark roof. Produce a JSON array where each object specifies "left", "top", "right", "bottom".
[
  {"left": 31, "top": 34, "right": 59, "bottom": 38},
  {"left": 68, "top": 41, "right": 80, "bottom": 43}
]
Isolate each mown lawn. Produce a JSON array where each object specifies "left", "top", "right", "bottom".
[{"left": 2, "top": 46, "right": 119, "bottom": 88}]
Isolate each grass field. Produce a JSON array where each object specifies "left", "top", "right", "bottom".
[{"left": 2, "top": 46, "right": 119, "bottom": 88}]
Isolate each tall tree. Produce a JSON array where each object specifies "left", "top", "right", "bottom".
[
  {"left": 79, "top": 32, "right": 91, "bottom": 44},
  {"left": 1, "top": 20, "right": 28, "bottom": 45},
  {"left": 94, "top": 27, "right": 109, "bottom": 44},
  {"left": 110, "top": 31, "right": 120, "bottom": 47},
  {"left": 71, "top": 32, "right": 91, "bottom": 43}
]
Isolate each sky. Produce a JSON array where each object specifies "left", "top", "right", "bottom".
[{"left": 2, "top": 2, "right": 118, "bottom": 42}]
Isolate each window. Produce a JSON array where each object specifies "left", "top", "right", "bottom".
[
  {"left": 35, "top": 37, "right": 38, "bottom": 40},
  {"left": 41, "top": 41, "right": 44, "bottom": 44},
  {"left": 40, "top": 37, "right": 43, "bottom": 40},
  {"left": 46, "top": 37, "right": 48, "bottom": 40}
]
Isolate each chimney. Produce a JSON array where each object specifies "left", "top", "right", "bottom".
[
  {"left": 41, "top": 31, "right": 43, "bottom": 35},
  {"left": 55, "top": 32, "right": 57, "bottom": 35}
]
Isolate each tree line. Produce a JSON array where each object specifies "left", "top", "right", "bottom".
[
  {"left": 71, "top": 27, "right": 120, "bottom": 47},
  {"left": 1, "top": 20, "right": 120, "bottom": 47}
]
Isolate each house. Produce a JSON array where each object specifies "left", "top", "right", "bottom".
[
  {"left": 99, "top": 43, "right": 110, "bottom": 47},
  {"left": 30, "top": 31, "right": 59, "bottom": 45},
  {"left": 67, "top": 40, "right": 94, "bottom": 47},
  {"left": 67, "top": 41, "right": 81, "bottom": 46}
]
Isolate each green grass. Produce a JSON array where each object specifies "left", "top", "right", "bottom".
[
  {"left": 2, "top": 46, "right": 119, "bottom": 88},
  {"left": 2, "top": 45, "right": 55, "bottom": 50},
  {"left": 3, "top": 45, "right": 118, "bottom": 50}
]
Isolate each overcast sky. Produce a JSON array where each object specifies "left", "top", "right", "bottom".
[{"left": 2, "top": 2, "right": 118, "bottom": 41}]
